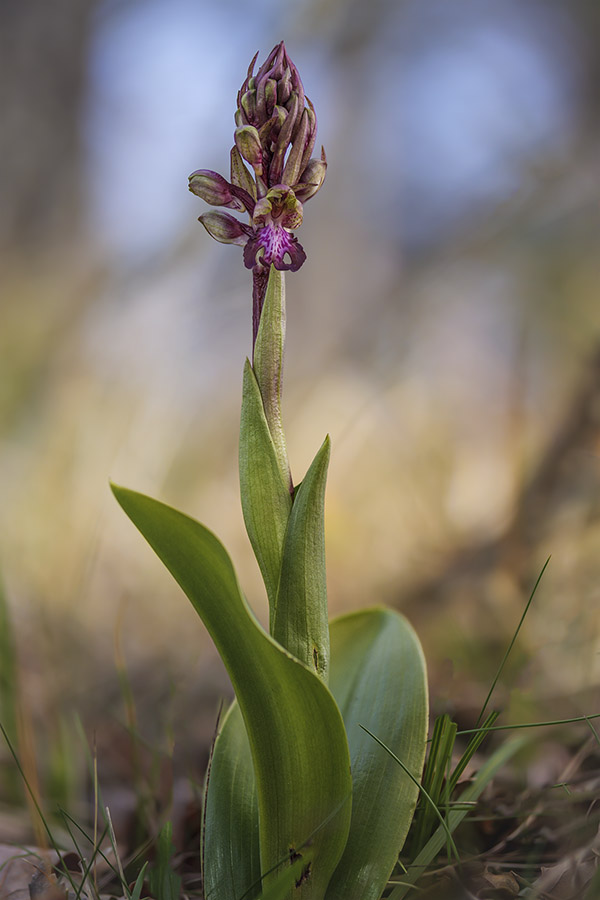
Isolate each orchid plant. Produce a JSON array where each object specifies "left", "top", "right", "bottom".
[{"left": 113, "top": 43, "right": 428, "bottom": 900}]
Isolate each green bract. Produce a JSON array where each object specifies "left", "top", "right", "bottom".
[{"left": 116, "top": 42, "right": 429, "bottom": 900}]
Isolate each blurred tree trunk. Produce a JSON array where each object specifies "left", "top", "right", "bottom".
[{"left": 0, "top": 0, "right": 100, "bottom": 259}]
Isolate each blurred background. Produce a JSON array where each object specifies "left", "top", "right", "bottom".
[{"left": 1, "top": 0, "right": 599, "bottom": 809}]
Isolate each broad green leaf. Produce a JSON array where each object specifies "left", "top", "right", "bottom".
[
  {"left": 257, "top": 851, "right": 314, "bottom": 900},
  {"left": 239, "top": 358, "right": 292, "bottom": 618},
  {"left": 273, "top": 436, "right": 330, "bottom": 681},
  {"left": 112, "top": 486, "right": 352, "bottom": 899},
  {"left": 202, "top": 700, "right": 260, "bottom": 900},
  {"left": 325, "top": 608, "right": 428, "bottom": 900},
  {"left": 387, "top": 736, "right": 527, "bottom": 899},
  {"left": 253, "top": 267, "right": 290, "bottom": 490}
]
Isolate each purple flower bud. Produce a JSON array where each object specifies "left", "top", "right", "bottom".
[
  {"left": 294, "top": 150, "right": 327, "bottom": 202},
  {"left": 188, "top": 169, "right": 246, "bottom": 210},
  {"left": 268, "top": 92, "right": 299, "bottom": 185},
  {"left": 256, "top": 77, "right": 277, "bottom": 122},
  {"left": 230, "top": 146, "right": 257, "bottom": 202},
  {"left": 258, "top": 105, "right": 287, "bottom": 152},
  {"left": 275, "top": 70, "right": 289, "bottom": 106},
  {"left": 198, "top": 211, "right": 251, "bottom": 245},
  {"left": 233, "top": 44, "right": 314, "bottom": 198},
  {"left": 282, "top": 109, "right": 309, "bottom": 187},
  {"left": 240, "top": 89, "right": 256, "bottom": 124},
  {"left": 242, "top": 50, "right": 260, "bottom": 86},
  {"left": 300, "top": 100, "right": 317, "bottom": 173},
  {"left": 234, "top": 126, "right": 264, "bottom": 176},
  {"left": 255, "top": 42, "right": 284, "bottom": 86}
]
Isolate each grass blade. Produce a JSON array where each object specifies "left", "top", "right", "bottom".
[
  {"left": 130, "top": 861, "right": 149, "bottom": 900},
  {"left": 359, "top": 725, "right": 460, "bottom": 864},
  {"left": 148, "top": 821, "right": 181, "bottom": 900},
  {"left": 476, "top": 557, "right": 550, "bottom": 726},
  {"left": 387, "top": 736, "right": 527, "bottom": 899},
  {"left": 446, "top": 711, "right": 500, "bottom": 797},
  {"left": 409, "top": 714, "right": 457, "bottom": 856}
]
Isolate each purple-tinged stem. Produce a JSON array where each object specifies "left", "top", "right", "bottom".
[{"left": 252, "top": 267, "right": 269, "bottom": 357}]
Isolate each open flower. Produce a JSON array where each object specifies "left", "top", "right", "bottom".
[
  {"left": 243, "top": 186, "right": 306, "bottom": 272},
  {"left": 189, "top": 41, "right": 326, "bottom": 343}
]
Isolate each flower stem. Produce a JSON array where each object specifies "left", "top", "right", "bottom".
[
  {"left": 253, "top": 267, "right": 292, "bottom": 493},
  {"left": 252, "top": 267, "right": 269, "bottom": 355}
]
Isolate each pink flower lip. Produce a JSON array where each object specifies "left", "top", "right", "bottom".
[{"left": 243, "top": 223, "right": 306, "bottom": 272}]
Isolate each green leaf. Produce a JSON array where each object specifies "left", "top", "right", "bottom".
[
  {"left": 257, "top": 850, "right": 314, "bottom": 900},
  {"left": 253, "top": 267, "right": 290, "bottom": 490},
  {"left": 202, "top": 700, "right": 260, "bottom": 900},
  {"left": 273, "top": 436, "right": 330, "bottom": 680},
  {"left": 239, "top": 358, "right": 292, "bottom": 618},
  {"left": 112, "top": 485, "right": 352, "bottom": 899},
  {"left": 325, "top": 608, "right": 428, "bottom": 900}
]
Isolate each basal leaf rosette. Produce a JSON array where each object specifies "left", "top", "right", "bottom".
[{"left": 112, "top": 485, "right": 352, "bottom": 900}]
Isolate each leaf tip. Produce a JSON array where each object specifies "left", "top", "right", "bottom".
[
  {"left": 109, "top": 479, "right": 124, "bottom": 499},
  {"left": 110, "top": 481, "right": 138, "bottom": 514}
]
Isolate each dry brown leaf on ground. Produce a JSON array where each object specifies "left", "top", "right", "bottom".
[
  {"left": 481, "top": 867, "right": 520, "bottom": 896},
  {"left": 0, "top": 845, "right": 60, "bottom": 900},
  {"left": 0, "top": 846, "right": 87, "bottom": 900},
  {"left": 28, "top": 865, "right": 67, "bottom": 899},
  {"left": 531, "top": 824, "right": 600, "bottom": 899}
]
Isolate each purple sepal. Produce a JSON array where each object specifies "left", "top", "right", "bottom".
[
  {"left": 199, "top": 211, "right": 252, "bottom": 245},
  {"left": 188, "top": 169, "right": 246, "bottom": 210}
]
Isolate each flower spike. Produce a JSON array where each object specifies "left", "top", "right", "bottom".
[{"left": 189, "top": 41, "right": 326, "bottom": 348}]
